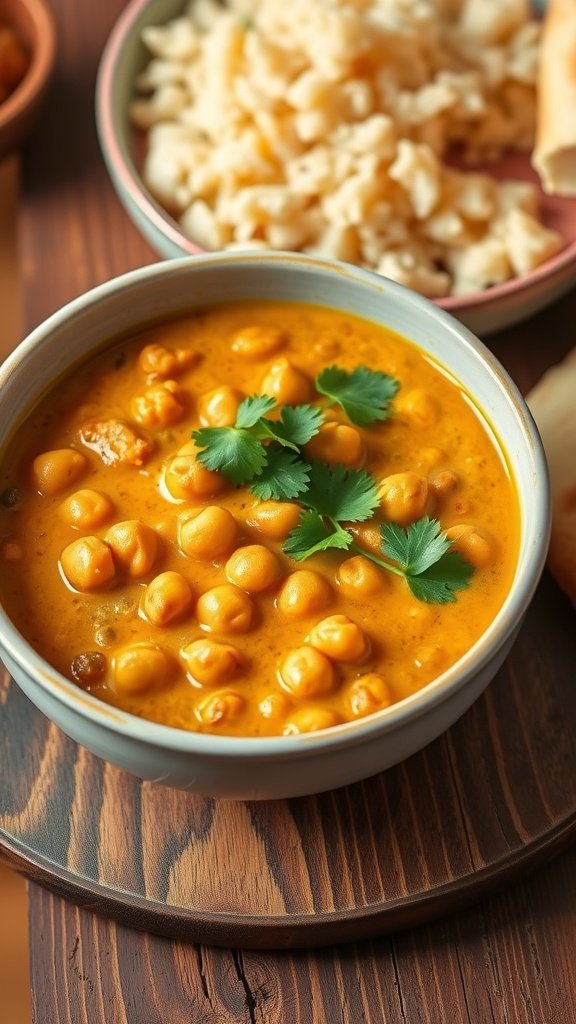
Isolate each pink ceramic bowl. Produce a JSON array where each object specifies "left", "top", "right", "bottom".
[{"left": 95, "top": 0, "right": 576, "bottom": 337}]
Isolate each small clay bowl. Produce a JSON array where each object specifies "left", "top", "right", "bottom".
[{"left": 0, "top": 0, "right": 56, "bottom": 158}]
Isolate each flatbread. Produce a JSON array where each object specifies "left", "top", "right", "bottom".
[
  {"left": 533, "top": 0, "right": 576, "bottom": 195},
  {"left": 527, "top": 345, "right": 576, "bottom": 604}
]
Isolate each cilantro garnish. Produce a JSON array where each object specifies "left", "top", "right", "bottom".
[
  {"left": 190, "top": 381, "right": 473, "bottom": 604},
  {"left": 315, "top": 365, "right": 399, "bottom": 427}
]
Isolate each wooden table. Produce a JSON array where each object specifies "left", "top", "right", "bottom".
[{"left": 2, "top": 1, "right": 576, "bottom": 1020}]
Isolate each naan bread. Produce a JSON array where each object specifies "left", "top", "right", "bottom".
[
  {"left": 533, "top": 0, "right": 576, "bottom": 195},
  {"left": 527, "top": 346, "right": 576, "bottom": 604}
]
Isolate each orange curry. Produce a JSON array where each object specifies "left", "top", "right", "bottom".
[{"left": 0, "top": 302, "right": 519, "bottom": 736}]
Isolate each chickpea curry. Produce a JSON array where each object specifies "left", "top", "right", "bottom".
[{"left": 0, "top": 302, "right": 519, "bottom": 737}]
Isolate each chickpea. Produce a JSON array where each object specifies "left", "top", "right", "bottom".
[
  {"left": 278, "top": 645, "right": 336, "bottom": 699},
  {"left": 137, "top": 343, "right": 199, "bottom": 379},
  {"left": 260, "top": 358, "right": 314, "bottom": 405},
  {"left": 198, "top": 386, "right": 244, "bottom": 427},
  {"left": 276, "top": 570, "right": 333, "bottom": 619},
  {"left": 307, "top": 614, "right": 369, "bottom": 663},
  {"left": 348, "top": 523, "right": 383, "bottom": 556},
  {"left": 196, "top": 689, "right": 246, "bottom": 726},
  {"left": 142, "top": 571, "right": 194, "bottom": 626},
  {"left": 178, "top": 506, "right": 238, "bottom": 562},
  {"left": 197, "top": 584, "right": 255, "bottom": 634},
  {"left": 231, "top": 325, "right": 286, "bottom": 359},
  {"left": 60, "top": 536, "right": 116, "bottom": 591},
  {"left": 444, "top": 523, "right": 498, "bottom": 569},
  {"left": 429, "top": 470, "right": 459, "bottom": 498},
  {"left": 397, "top": 388, "right": 439, "bottom": 427},
  {"left": 345, "top": 674, "right": 394, "bottom": 719},
  {"left": 105, "top": 520, "right": 159, "bottom": 578},
  {"left": 258, "top": 691, "right": 291, "bottom": 723},
  {"left": 130, "top": 379, "right": 187, "bottom": 428},
  {"left": 304, "top": 422, "right": 365, "bottom": 468},
  {"left": 32, "top": 449, "right": 87, "bottom": 496},
  {"left": 337, "top": 555, "right": 383, "bottom": 597},
  {"left": 181, "top": 638, "right": 243, "bottom": 686},
  {"left": 70, "top": 651, "right": 107, "bottom": 686},
  {"left": 163, "top": 441, "right": 225, "bottom": 501},
  {"left": 416, "top": 447, "right": 446, "bottom": 471},
  {"left": 283, "top": 707, "right": 342, "bottom": 734},
  {"left": 225, "top": 544, "right": 283, "bottom": 593},
  {"left": 113, "top": 642, "right": 177, "bottom": 695},
  {"left": 58, "top": 488, "right": 114, "bottom": 530},
  {"left": 378, "top": 472, "right": 431, "bottom": 526},
  {"left": 245, "top": 501, "right": 302, "bottom": 541}
]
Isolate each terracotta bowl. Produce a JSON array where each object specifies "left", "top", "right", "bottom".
[{"left": 0, "top": 0, "right": 56, "bottom": 157}]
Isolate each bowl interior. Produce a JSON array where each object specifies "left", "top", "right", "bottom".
[
  {"left": 95, "top": 0, "right": 576, "bottom": 337},
  {"left": 0, "top": 253, "right": 550, "bottom": 757}
]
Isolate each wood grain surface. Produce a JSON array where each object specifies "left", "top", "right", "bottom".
[{"left": 2, "top": 0, "right": 576, "bottom": 1020}]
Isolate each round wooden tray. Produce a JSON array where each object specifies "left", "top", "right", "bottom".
[{"left": 1, "top": 571, "right": 575, "bottom": 949}]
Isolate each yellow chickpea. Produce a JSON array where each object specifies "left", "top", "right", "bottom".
[
  {"left": 130, "top": 380, "right": 188, "bottom": 428},
  {"left": 245, "top": 501, "right": 302, "bottom": 541},
  {"left": 231, "top": 325, "right": 286, "bottom": 359},
  {"left": 307, "top": 614, "right": 369, "bottom": 663},
  {"left": 137, "top": 343, "right": 199, "bottom": 379},
  {"left": 195, "top": 689, "right": 246, "bottom": 726},
  {"left": 197, "top": 584, "right": 255, "bottom": 634},
  {"left": 32, "top": 449, "right": 87, "bottom": 496},
  {"left": 276, "top": 570, "right": 333, "bottom": 620},
  {"left": 429, "top": 470, "right": 459, "bottom": 498},
  {"left": 142, "top": 571, "right": 194, "bottom": 626},
  {"left": 181, "top": 638, "right": 243, "bottom": 686},
  {"left": 58, "top": 488, "right": 114, "bottom": 530},
  {"left": 348, "top": 523, "right": 383, "bottom": 556},
  {"left": 225, "top": 544, "right": 283, "bottom": 593},
  {"left": 304, "top": 422, "right": 365, "bottom": 468},
  {"left": 113, "top": 642, "right": 177, "bottom": 695},
  {"left": 336, "top": 555, "right": 384, "bottom": 597},
  {"left": 178, "top": 506, "right": 238, "bottom": 562},
  {"left": 416, "top": 447, "right": 447, "bottom": 471},
  {"left": 197, "top": 386, "right": 244, "bottom": 427},
  {"left": 444, "top": 523, "right": 498, "bottom": 569},
  {"left": 283, "top": 707, "right": 342, "bottom": 734},
  {"left": 345, "top": 673, "right": 395, "bottom": 719},
  {"left": 378, "top": 472, "right": 431, "bottom": 526},
  {"left": 60, "top": 536, "right": 116, "bottom": 591},
  {"left": 163, "top": 441, "right": 225, "bottom": 501},
  {"left": 397, "top": 388, "right": 440, "bottom": 427},
  {"left": 105, "top": 520, "right": 159, "bottom": 578},
  {"left": 278, "top": 645, "right": 336, "bottom": 699},
  {"left": 258, "top": 691, "right": 292, "bottom": 724},
  {"left": 260, "top": 358, "right": 314, "bottom": 405}
]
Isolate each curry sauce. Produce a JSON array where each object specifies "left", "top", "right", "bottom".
[{"left": 0, "top": 302, "right": 519, "bottom": 736}]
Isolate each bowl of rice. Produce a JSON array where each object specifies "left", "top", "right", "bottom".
[{"left": 95, "top": 0, "right": 576, "bottom": 337}]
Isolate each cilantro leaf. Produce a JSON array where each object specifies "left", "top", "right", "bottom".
[
  {"left": 380, "top": 516, "right": 451, "bottom": 576},
  {"left": 251, "top": 447, "right": 311, "bottom": 501},
  {"left": 405, "top": 551, "right": 474, "bottom": 604},
  {"left": 283, "top": 510, "right": 352, "bottom": 561},
  {"left": 302, "top": 462, "right": 379, "bottom": 522},
  {"left": 191, "top": 426, "right": 267, "bottom": 484},
  {"left": 234, "top": 394, "right": 277, "bottom": 429},
  {"left": 316, "top": 365, "right": 399, "bottom": 427},
  {"left": 262, "top": 404, "right": 324, "bottom": 448}
]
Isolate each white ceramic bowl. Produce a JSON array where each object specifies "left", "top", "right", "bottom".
[
  {"left": 95, "top": 0, "right": 576, "bottom": 338},
  {"left": 0, "top": 253, "right": 550, "bottom": 799}
]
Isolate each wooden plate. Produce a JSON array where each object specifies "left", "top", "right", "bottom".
[{"left": 1, "top": 571, "right": 575, "bottom": 949}]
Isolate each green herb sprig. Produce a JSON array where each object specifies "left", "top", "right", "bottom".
[{"left": 190, "top": 367, "right": 473, "bottom": 603}]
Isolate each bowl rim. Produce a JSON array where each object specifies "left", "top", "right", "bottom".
[
  {"left": 95, "top": 0, "right": 576, "bottom": 320},
  {"left": 0, "top": 251, "right": 551, "bottom": 760},
  {"left": 0, "top": 0, "right": 56, "bottom": 132}
]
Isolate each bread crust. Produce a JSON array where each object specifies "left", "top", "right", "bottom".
[{"left": 528, "top": 345, "right": 576, "bottom": 603}]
